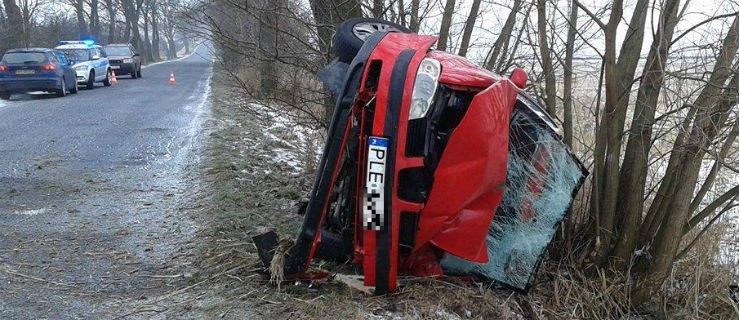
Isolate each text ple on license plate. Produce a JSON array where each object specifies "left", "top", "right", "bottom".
[{"left": 364, "top": 136, "right": 388, "bottom": 231}]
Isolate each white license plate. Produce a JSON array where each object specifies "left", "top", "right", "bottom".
[
  {"left": 363, "top": 136, "right": 389, "bottom": 231},
  {"left": 111, "top": 66, "right": 120, "bottom": 69},
  {"left": 15, "top": 70, "right": 34, "bottom": 75}
]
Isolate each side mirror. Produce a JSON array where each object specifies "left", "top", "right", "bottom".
[
  {"left": 510, "top": 68, "right": 528, "bottom": 88},
  {"left": 92, "top": 55, "right": 100, "bottom": 60},
  {"left": 133, "top": 53, "right": 140, "bottom": 57}
]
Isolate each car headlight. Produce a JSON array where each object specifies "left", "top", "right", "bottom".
[
  {"left": 408, "top": 58, "right": 441, "bottom": 120},
  {"left": 75, "top": 66, "right": 87, "bottom": 71},
  {"left": 123, "top": 58, "right": 133, "bottom": 63}
]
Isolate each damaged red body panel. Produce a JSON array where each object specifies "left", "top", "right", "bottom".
[{"left": 253, "top": 22, "right": 587, "bottom": 294}]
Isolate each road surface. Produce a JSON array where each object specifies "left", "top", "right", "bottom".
[{"left": 0, "top": 44, "right": 213, "bottom": 318}]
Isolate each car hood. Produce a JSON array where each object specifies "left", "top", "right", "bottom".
[{"left": 107, "top": 56, "right": 133, "bottom": 60}]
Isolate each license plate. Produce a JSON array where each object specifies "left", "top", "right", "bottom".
[
  {"left": 15, "top": 70, "right": 34, "bottom": 75},
  {"left": 363, "top": 136, "right": 389, "bottom": 231},
  {"left": 111, "top": 66, "right": 120, "bottom": 69}
]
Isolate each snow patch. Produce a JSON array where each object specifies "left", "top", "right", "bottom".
[{"left": 12, "top": 208, "right": 47, "bottom": 216}]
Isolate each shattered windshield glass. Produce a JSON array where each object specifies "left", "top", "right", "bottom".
[{"left": 441, "top": 101, "right": 587, "bottom": 290}]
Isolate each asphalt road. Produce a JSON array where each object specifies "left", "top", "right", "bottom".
[{"left": 0, "top": 44, "right": 213, "bottom": 318}]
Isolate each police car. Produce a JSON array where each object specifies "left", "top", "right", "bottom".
[{"left": 54, "top": 40, "right": 112, "bottom": 89}]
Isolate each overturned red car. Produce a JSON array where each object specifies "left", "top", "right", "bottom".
[{"left": 255, "top": 18, "right": 587, "bottom": 294}]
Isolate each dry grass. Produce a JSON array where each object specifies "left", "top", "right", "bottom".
[{"left": 193, "top": 69, "right": 739, "bottom": 319}]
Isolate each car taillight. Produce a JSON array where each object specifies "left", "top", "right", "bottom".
[
  {"left": 41, "top": 64, "right": 56, "bottom": 71},
  {"left": 409, "top": 58, "right": 441, "bottom": 120},
  {"left": 0, "top": 65, "right": 7, "bottom": 72}
]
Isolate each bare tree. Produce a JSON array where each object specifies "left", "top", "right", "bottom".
[
  {"left": 457, "top": 0, "right": 481, "bottom": 57},
  {"left": 436, "top": 0, "right": 455, "bottom": 51}
]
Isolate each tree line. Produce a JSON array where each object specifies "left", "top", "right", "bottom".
[{"left": 0, "top": 0, "right": 193, "bottom": 62}]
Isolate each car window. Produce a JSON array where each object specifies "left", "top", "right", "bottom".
[
  {"left": 55, "top": 52, "right": 69, "bottom": 65},
  {"left": 60, "top": 49, "right": 91, "bottom": 63},
  {"left": 104, "top": 46, "right": 133, "bottom": 56},
  {"left": 1, "top": 52, "right": 47, "bottom": 64}
]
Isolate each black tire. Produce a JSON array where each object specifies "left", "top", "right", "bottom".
[
  {"left": 70, "top": 79, "right": 79, "bottom": 94},
  {"left": 103, "top": 69, "right": 112, "bottom": 87},
  {"left": 0, "top": 94, "right": 10, "bottom": 100},
  {"left": 334, "top": 18, "right": 411, "bottom": 62},
  {"left": 86, "top": 71, "right": 95, "bottom": 90},
  {"left": 131, "top": 69, "right": 138, "bottom": 79},
  {"left": 137, "top": 67, "right": 142, "bottom": 78},
  {"left": 57, "top": 78, "right": 67, "bottom": 97}
]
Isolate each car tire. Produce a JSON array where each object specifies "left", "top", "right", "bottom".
[
  {"left": 57, "top": 78, "right": 67, "bottom": 97},
  {"left": 103, "top": 69, "right": 112, "bottom": 87},
  {"left": 334, "top": 18, "right": 411, "bottom": 62},
  {"left": 0, "top": 94, "right": 10, "bottom": 100},
  {"left": 131, "top": 69, "right": 138, "bottom": 79},
  {"left": 70, "top": 80, "right": 79, "bottom": 94},
  {"left": 137, "top": 68, "right": 142, "bottom": 78},
  {"left": 86, "top": 71, "right": 95, "bottom": 90}
]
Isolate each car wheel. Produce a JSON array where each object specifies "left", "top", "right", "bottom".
[
  {"left": 103, "top": 69, "right": 112, "bottom": 87},
  {"left": 70, "top": 79, "right": 79, "bottom": 94},
  {"left": 0, "top": 94, "right": 10, "bottom": 100},
  {"left": 137, "top": 68, "right": 142, "bottom": 78},
  {"left": 131, "top": 68, "right": 138, "bottom": 79},
  {"left": 334, "top": 18, "right": 411, "bottom": 62},
  {"left": 57, "top": 78, "right": 67, "bottom": 97},
  {"left": 87, "top": 71, "right": 95, "bottom": 90}
]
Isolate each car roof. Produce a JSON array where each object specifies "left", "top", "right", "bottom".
[
  {"left": 104, "top": 44, "right": 131, "bottom": 47},
  {"left": 5, "top": 48, "right": 54, "bottom": 53}
]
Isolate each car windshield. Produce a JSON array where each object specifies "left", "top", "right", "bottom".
[
  {"left": 104, "top": 46, "right": 132, "bottom": 56},
  {"left": 1, "top": 52, "right": 46, "bottom": 64},
  {"left": 60, "top": 49, "right": 90, "bottom": 62}
]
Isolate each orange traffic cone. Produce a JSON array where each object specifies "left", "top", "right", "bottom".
[
  {"left": 168, "top": 72, "right": 176, "bottom": 85},
  {"left": 111, "top": 70, "right": 118, "bottom": 85}
]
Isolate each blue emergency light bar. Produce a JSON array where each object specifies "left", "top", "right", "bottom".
[{"left": 58, "top": 40, "right": 96, "bottom": 46}]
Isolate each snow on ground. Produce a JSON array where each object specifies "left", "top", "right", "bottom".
[{"left": 246, "top": 102, "right": 322, "bottom": 173}]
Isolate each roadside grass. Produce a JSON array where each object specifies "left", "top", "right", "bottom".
[{"left": 195, "top": 68, "right": 739, "bottom": 319}]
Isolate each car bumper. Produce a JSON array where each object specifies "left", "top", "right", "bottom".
[
  {"left": 0, "top": 78, "right": 62, "bottom": 93},
  {"left": 110, "top": 63, "right": 136, "bottom": 74},
  {"left": 75, "top": 70, "right": 90, "bottom": 83}
]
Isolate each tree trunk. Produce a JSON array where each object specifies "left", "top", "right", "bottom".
[
  {"left": 105, "top": 0, "right": 116, "bottom": 43},
  {"left": 309, "top": 0, "right": 362, "bottom": 60},
  {"left": 309, "top": 0, "right": 362, "bottom": 126},
  {"left": 589, "top": 0, "right": 624, "bottom": 259},
  {"left": 3, "top": 0, "right": 24, "bottom": 48},
  {"left": 75, "top": 0, "right": 87, "bottom": 39},
  {"left": 562, "top": 0, "right": 577, "bottom": 147},
  {"left": 372, "top": 0, "right": 383, "bottom": 18},
  {"left": 143, "top": 7, "right": 154, "bottom": 63},
  {"left": 151, "top": 0, "right": 161, "bottom": 61},
  {"left": 484, "top": 0, "right": 521, "bottom": 71},
  {"left": 633, "top": 14, "right": 739, "bottom": 304},
  {"left": 536, "top": 0, "right": 556, "bottom": 115},
  {"left": 90, "top": 0, "right": 101, "bottom": 40},
  {"left": 436, "top": 0, "right": 456, "bottom": 51},
  {"left": 398, "top": 0, "right": 406, "bottom": 27},
  {"left": 457, "top": 0, "right": 481, "bottom": 57},
  {"left": 409, "top": 0, "right": 419, "bottom": 32},
  {"left": 611, "top": 0, "right": 681, "bottom": 270}
]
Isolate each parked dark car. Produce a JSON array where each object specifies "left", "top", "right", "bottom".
[
  {"left": 0, "top": 48, "right": 78, "bottom": 99},
  {"left": 103, "top": 44, "right": 142, "bottom": 78}
]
